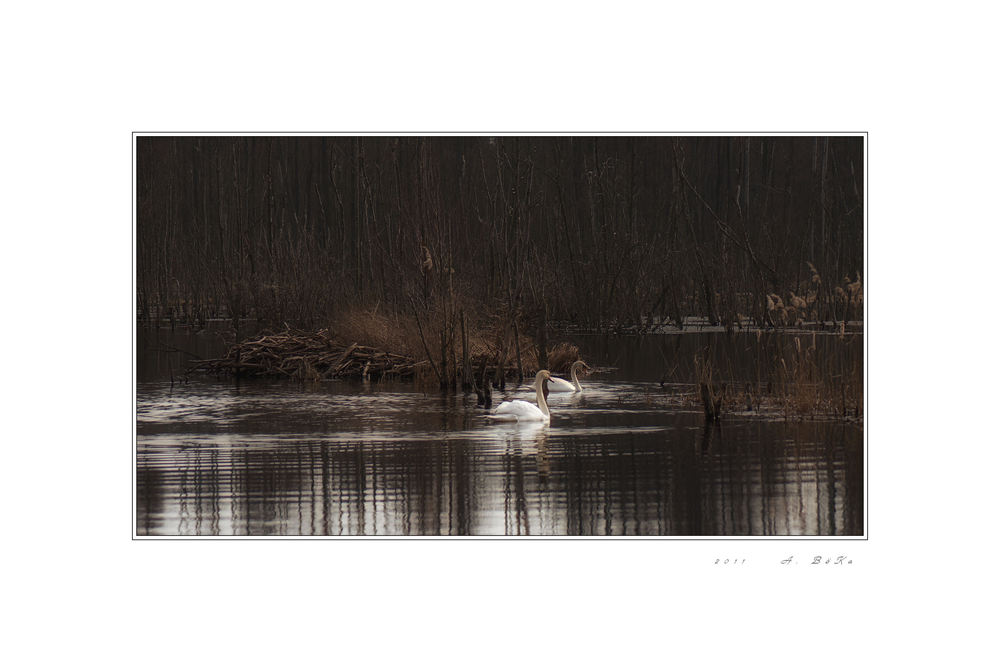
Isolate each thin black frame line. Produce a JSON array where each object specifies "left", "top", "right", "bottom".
[{"left": 133, "top": 131, "right": 868, "bottom": 136}]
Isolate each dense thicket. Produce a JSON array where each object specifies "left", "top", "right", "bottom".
[{"left": 136, "top": 136, "right": 863, "bottom": 331}]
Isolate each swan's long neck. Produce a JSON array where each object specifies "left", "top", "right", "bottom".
[
  {"left": 570, "top": 363, "right": 583, "bottom": 392},
  {"left": 536, "top": 375, "right": 551, "bottom": 417}
]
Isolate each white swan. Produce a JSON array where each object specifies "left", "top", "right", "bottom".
[
  {"left": 493, "top": 370, "right": 554, "bottom": 422},
  {"left": 528, "top": 360, "right": 589, "bottom": 394}
]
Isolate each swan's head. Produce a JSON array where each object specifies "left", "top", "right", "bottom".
[
  {"left": 535, "top": 369, "right": 553, "bottom": 383},
  {"left": 572, "top": 360, "right": 591, "bottom": 375}
]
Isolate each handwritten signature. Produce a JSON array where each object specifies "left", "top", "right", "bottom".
[
  {"left": 781, "top": 555, "right": 852, "bottom": 565},
  {"left": 713, "top": 555, "right": 853, "bottom": 565}
]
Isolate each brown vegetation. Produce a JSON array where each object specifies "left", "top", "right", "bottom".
[
  {"left": 684, "top": 329, "right": 863, "bottom": 422},
  {"left": 694, "top": 355, "right": 727, "bottom": 422}
]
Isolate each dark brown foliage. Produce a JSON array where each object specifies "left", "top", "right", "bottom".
[{"left": 137, "top": 136, "right": 864, "bottom": 332}]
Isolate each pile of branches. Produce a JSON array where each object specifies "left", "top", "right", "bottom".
[{"left": 186, "top": 328, "right": 416, "bottom": 380}]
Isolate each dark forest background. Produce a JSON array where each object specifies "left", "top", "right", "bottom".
[{"left": 136, "top": 136, "right": 863, "bottom": 334}]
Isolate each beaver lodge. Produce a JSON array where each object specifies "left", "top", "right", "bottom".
[
  {"left": 186, "top": 327, "right": 582, "bottom": 385},
  {"left": 186, "top": 329, "right": 416, "bottom": 380}
]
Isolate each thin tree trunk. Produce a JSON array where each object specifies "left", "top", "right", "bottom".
[
  {"left": 461, "top": 309, "right": 472, "bottom": 391},
  {"left": 512, "top": 317, "right": 524, "bottom": 383}
]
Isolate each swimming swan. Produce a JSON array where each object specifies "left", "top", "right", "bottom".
[
  {"left": 529, "top": 360, "right": 589, "bottom": 394},
  {"left": 493, "top": 370, "right": 554, "bottom": 422}
]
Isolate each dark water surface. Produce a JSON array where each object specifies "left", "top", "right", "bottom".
[{"left": 136, "top": 328, "right": 864, "bottom": 536}]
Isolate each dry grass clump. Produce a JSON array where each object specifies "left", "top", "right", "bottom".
[
  {"left": 335, "top": 306, "right": 421, "bottom": 359},
  {"left": 778, "top": 335, "right": 820, "bottom": 416},
  {"left": 464, "top": 336, "right": 581, "bottom": 377},
  {"left": 686, "top": 330, "right": 863, "bottom": 423},
  {"left": 768, "top": 332, "right": 862, "bottom": 420},
  {"left": 540, "top": 342, "right": 581, "bottom": 374},
  {"left": 694, "top": 355, "right": 726, "bottom": 421},
  {"left": 326, "top": 303, "right": 588, "bottom": 386},
  {"left": 764, "top": 262, "right": 863, "bottom": 327}
]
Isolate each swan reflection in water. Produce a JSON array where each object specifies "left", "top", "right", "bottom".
[{"left": 485, "top": 419, "right": 550, "bottom": 479}]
